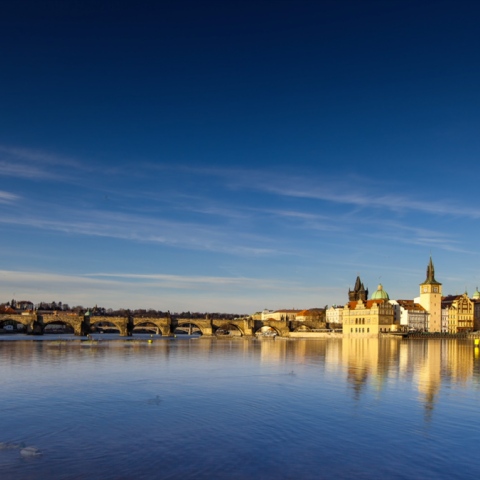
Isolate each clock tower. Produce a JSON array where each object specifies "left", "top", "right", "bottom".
[{"left": 419, "top": 257, "right": 442, "bottom": 332}]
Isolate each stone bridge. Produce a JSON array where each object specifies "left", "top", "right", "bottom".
[
  {"left": 0, "top": 313, "right": 326, "bottom": 337},
  {"left": 0, "top": 313, "right": 39, "bottom": 334}
]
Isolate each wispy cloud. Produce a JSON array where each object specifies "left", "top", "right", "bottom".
[
  {"left": 162, "top": 165, "right": 480, "bottom": 219},
  {"left": 0, "top": 159, "right": 65, "bottom": 180},
  {"left": 253, "top": 176, "right": 480, "bottom": 218},
  {"left": 360, "top": 220, "right": 471, "bottom": 253},
  {"left": 84, "top": 272, "right": 297, "bottom": 290},
  {"left": 0, "top": 145, "right": 83, "bottom": 181},
  {"left": 0, "top": 207, "right": 282, "bottom": 256},
  {"left": 0, "top": 145, "right": 81, "bottom": 168},
  {"left": 0, "top": 191, "right": 20, "bottom": 203},
  {"left": 0, "top": 269, "right": 326, "bottom": 311}
]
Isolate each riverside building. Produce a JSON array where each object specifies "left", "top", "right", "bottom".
[{"left": 342, "top": 283, "right": 395, "bottom": 336}]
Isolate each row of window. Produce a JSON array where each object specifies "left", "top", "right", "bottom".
[
  {"left": 348, "top": 327, "right": 392, "bottom": 333},
  {"left": 346, "top": 317, "right": 370, "bottom": 325}
]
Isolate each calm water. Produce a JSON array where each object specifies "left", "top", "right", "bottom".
[{"left": 1, "top": 335, "right": 479, "bottom": 479}]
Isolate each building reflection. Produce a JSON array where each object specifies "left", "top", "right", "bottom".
[
  {"left": 416, "top": 340, "right": 441, "bottom": 419},
  {"left": 337, "top": 337, "right": 477, "bottom": 417},
  {"left": 1, "top": 336, "right": 479, "bottom": 415}
]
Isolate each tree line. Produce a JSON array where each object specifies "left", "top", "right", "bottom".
[{"left": 2, "top": 300, "right": 246, "bottom": 319}]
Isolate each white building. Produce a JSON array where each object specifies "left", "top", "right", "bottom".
[
  {"left": 390, "top": 299, "right": 428, "bottom": 332},
  {"left": 326, "top": 305, "right": 344, "bottom": 325}
]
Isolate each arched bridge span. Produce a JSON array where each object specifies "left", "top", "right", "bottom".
[{"left": 1, "top": 313, "right": 314, "bottom": 337}]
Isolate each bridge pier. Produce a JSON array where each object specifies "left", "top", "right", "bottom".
[
  {"left": 242, "top": 319, "right": 255, "bottom": 336},
  {"left": 28, "top": 317, "right": 44, "bottom": 335},
  {"left": 80, "top": 316, "right": 90, "bottom": 336}
]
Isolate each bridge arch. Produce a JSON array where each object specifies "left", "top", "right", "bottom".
[
  {"left": 133, "top": 320, "right": 163, "bottom": 335},
  {"left": 42, "top": 319, "right": 75, "bottom": 334},
  {"left": 89, "top": 319, "right": 122, "bottom": 334},
  {"left": 0, "top": 315, "right": 31, "bottom": 326},
  {"left": 255, "top": 325, "right": 280, "bottom": 337},
  {"left": 132, "top": 317, "right": 171, "bottom": 336},
  {"left": 215, "top": 323, "right": 244, "bottom": 337},
  {"left": 0, "top": 313, "right": 39, "bottom": 333},
  {"left": 255, "top": 321, "right": 290, "bottom": 337},
  {"left": 42, "top": 315, "right": 83, "bottom": 335},
  {"left": 293, "top": 324, "right": 312, "bottom": 333},
  {"left": 174, "top": 321, "right": 205, "bottom": 336},
  {"left": 87, "top": 316, "right": 130, "bottom": 336},
  {"left": 0, "top": 316, "right": 29, "bottom": 332}
]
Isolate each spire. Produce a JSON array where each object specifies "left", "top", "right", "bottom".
[
  {"left": 426, "top": 257, "right": 435, "bottom": 282},
  {"left": 422, "top": 257, "right": 441, "bottom": 285},
  {"left": 349, "top": 276, "right": 368, "bottom": 301}
]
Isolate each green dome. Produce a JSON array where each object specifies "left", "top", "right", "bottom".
[
  {"left": 473, "top": 287, "right": 480, "bottom": 300},
  {"left": 371, "top": 284, "right": 389, "bottom": 300}
]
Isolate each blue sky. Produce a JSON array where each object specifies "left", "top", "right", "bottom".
[{"left": 1, "top": 0, "right": 480, "bottom": 312}]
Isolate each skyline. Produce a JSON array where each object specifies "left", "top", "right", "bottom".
[{"left": 1, "top": 1, "right": 480, "bottom": 311}]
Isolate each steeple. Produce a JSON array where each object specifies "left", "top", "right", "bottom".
[
  {"left": 422, "top": 257, "right": 441, "bottom": 285},
  {"left": 349, "top": 275, "right": 369, "bottom": 302}
]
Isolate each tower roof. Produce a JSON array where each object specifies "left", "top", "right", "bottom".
[
  {"left": 349, "top": 275, "right": 368, "bottom": 302},
  {"left": 420, "top": 257, "right": 441, "bottom": 286}
]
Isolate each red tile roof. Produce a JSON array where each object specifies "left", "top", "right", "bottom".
[
  {"left": 347, "top": 299, "right": 386, "bottom": 309},
  {"left": 0, "top": 306, "right": 17, "bottom": 314}
]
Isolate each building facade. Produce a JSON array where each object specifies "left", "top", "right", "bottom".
[
  {"left": 342, "top": 281, "right": 396, "bottom": 337},
  {"left": 342, "top": 299, "right": 395, "bottom": 335},
  {"left": 442, "top": 293, "right": 474, "bottom": 333},
  {"left": 326, "top": 305, "right": 344, "bottom": 325},
  {"left": 390, "top": 300, "right": 428, "bottom": 332}
]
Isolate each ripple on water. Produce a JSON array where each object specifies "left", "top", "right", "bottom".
[{"left": 0, "top": 337, "right": 479, "bottom": 479}]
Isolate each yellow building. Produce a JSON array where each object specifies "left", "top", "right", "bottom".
[
  {"left": 342, "top": 285, "right": 395, "bottom": 335},
  {"left": 442, "top": 293, "right": 474, "bottom": 333},
  {"left": 418, "top": 257, "right": 442, "bottom": 332}
]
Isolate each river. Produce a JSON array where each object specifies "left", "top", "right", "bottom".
[{"left": 1, "top": 335, "right": 479, "bottom": 479}]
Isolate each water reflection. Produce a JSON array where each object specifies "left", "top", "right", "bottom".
[
  {"left": 1, "top": 336, "right": 479, "bottom": 479},
  {"left": 2, "top": 336, "right": 478, "bottom": 412}
]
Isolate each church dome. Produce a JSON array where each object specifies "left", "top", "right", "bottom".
[
  {"left": 371, "top": 284, "right": 389, "bottom": 300},
  {"left": 473, "top": 287, "right": 480, "bottom": 300}
]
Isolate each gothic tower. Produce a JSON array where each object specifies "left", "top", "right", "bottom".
[
  {"left": 419, "top": 257, "right": 442, "bottom": 332},
  {"left": 348, "top": 276, "right": 368, "bottom": 302}
]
